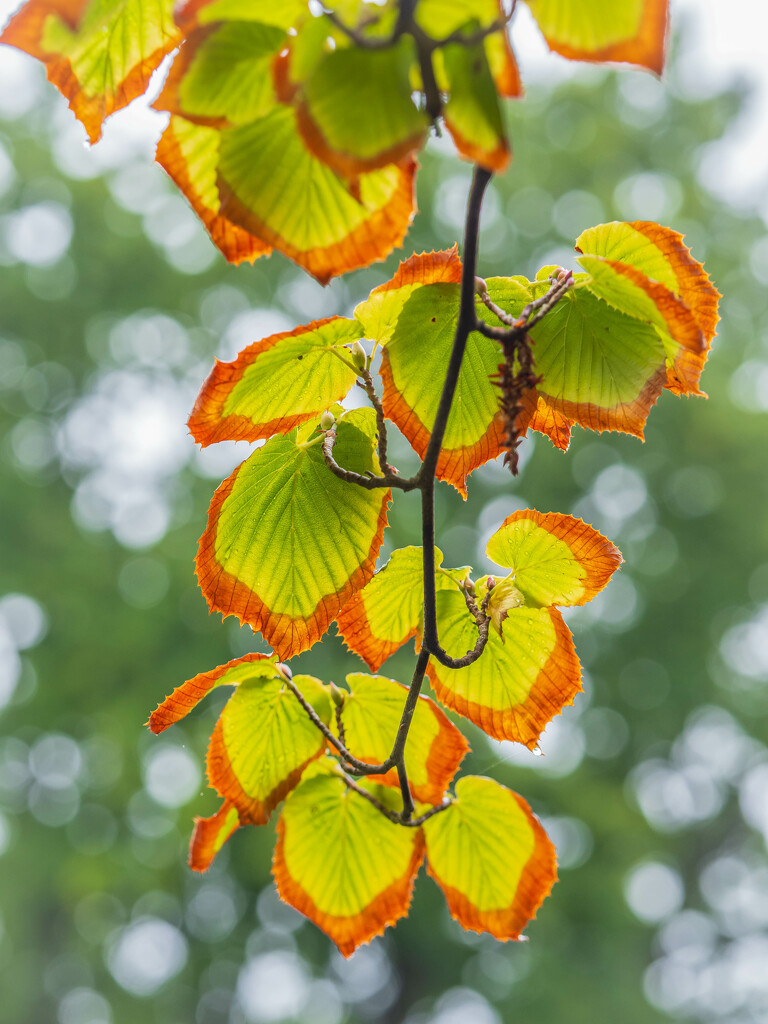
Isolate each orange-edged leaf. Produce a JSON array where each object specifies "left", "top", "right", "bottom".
[
  {"left": 338, "top": 673, "right": 469, "bottom": 804},
  {"left": 188, "top": 799, "right": 240, "bottom": 871},
  {"left": 485, "top": 19, "right": 523, "bottom": 98},
  {"left": 577, "top": 221, "right": 719, "bottom": 339},
  {"left": 147, "top": 652, "right": 280, "bottom": 733},
  {"left": 206, "top": 673, "right": 331, "bottom": 824},
  {"left": 355, "top": 247, "right": 463, "bottom": 346},
  {"left": 441, "top": 41, "right": 510, "bottom": 173},
  {"left": 526, "top": 0, "right": 669, "bottom": 74},
  {"left": 1, "top": 0, "right": 181, "bottom": 144},
  {"left": 485, "top": 509, "right": 623, "bottom": 608},
  {"left": 188, "top": 317, "right": 362, "bottom": 446},
  {"left": 196, "top": 409, "right": 390, "bottom": 660},
  {"left": 577, "top": 253, "right": 708, "bottom": 396},
  {"left": 274, "top": 771, "right": 424, "bottom": 956},
  {"left": 156, "top": 115, "right": 272, "bottom": 266},
  {"left": 294, "top": 37, "right": 428, "bottom": 178},
  {"left": 216, "top": 106, "right": 417, "bottom": 284},
  {"left": 381, "top": 282, "right": 509, "bottom": 496},
  {"left": 425, "top": 588, "right": 581, "bottom": 748},
  {"left": 424, "top": 776, "right": 556, "bottom": 939},
  {"left": 526, "top": 281, "right": 669, "bottom": 440},
  {"left": 154, "top": 21, "right": 285, "bottom": 128},
  {"left": 517, "top": 390, "right": 573, "bottom": 451},
  {"left": 336, "top": 546, "right": 460, "bottom": 671}
]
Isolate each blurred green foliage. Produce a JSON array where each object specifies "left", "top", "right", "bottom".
[{"left": 1, "top": 37, "right": 767, "bottom": 1024}]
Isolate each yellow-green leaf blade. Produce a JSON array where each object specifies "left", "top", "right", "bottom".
[
  {"left": 339, "top": 673, "right": 469, "bottom": 804},
  {"left": 274, "top": 772, "right": 424, "bottom": 956},
  {"left": 188, "top": 317, "right": 362, "bottom": 446},
  {"left": 526, "top": 0, "right": 669, "bottom": 73},
  {"left": 1, "top": 0, "right": 181, "bottom": 143},
  {"left": 425, "top": 589, "right": 581, "bottom": 748},
  {"left": 442, "top": 41, "right": 510, "bottom": 172},
  {"left": 147, "top": 652, "right": 280, "bottom": 733},
  {"left": 425, "top": 776, "right": 556, "bottom": 940},
  {"left": 207, "top": 673, "right": 331, "bottom": 824},
  {"left": 188, "top": 799, "right": 241, "bottom": 872},
  {"left": 196, "top": 408, "right": 390, "bottom": 659},
  {"left": 485, "top": 509, "right": 623, "bottom": 608}
]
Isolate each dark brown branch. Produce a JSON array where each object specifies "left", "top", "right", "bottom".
[{"left": 322, "top": 429, "right": 418, "bottom": 492}]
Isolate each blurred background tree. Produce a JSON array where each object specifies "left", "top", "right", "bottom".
[{"left": 1, "top": 15, "right": 768, "bottom": 1024}]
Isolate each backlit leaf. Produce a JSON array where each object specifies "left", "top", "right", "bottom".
[
  {"left": 337, "top": 672, "right": 468, "bottom": 804},
  {"left": 485, "top": 509, "right": 623, "bottom": 607},
  {"left": 354, "top": 247, "right": 463, "bottom": 346},
  {"left": 295, "top": 38, "right": 428, "bottom": 177},
  {"left": 274, "top": 771, "right": 424, "bottom": 955},
  {"left": 1, "top": 0, "right": 180, "bottom": 143},
  {"left": 576, "top": 220, "right": 721, "bottom": 389},
  {"left": 336, "top": 546, "right": 459, "bottom": 670},
  {"left": 425, "top": 588, "right": 581, "bottom": 748},
  {"left": 442, "top": 41, "right": 510, "bottom": 172},
  {"left": 156, "top": 115, "right": 272, "bottom": 266},
  {"left": 188, "top": 799, "right": 240, "bottom": 872},
  {"left": 207, "top": 672, "right": 331, "bottom": 823},
  {"left": 155, "top": 21, "right": 285, "bottom": 127},
  {"left": 196, "top": 408, "right": 390, "bottom": 659},
  {"left": 526, "top": 0, "right": 669, "bottom": 74},
  {"left": 216, "top": 106, "right": 417, "bottom": 283},
  {"left": 415, "top": 0, "right": 504, "bottom": 37},
  {"left": 424, "top": 775, "right": 556, "bottom": 939},
  {"left": 188, "top": 317, "right": 363, "bottom": 446},
  {"left": 176, "top": 0, "right": 308, "bottom": 30},
  {"left": 147, "top": 652, "right": 280, "bottom": 733},
  {"left": 381, "top": 282, "right": 505, "bottom": 496}
]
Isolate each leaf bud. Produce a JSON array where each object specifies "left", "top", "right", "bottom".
[
  {"left": 320, "top": 410, "right": 336, "bottom": 431},
  {"left": 329, "top": 681, "right": 346, "bottom": 707},
  {"left": 347, "top": 340, "right": 368, "bottom": 372},
  {"left": 486, "top": 576, "right": 525, "bottom": 642},
  {"left": 276, "top": 662, "right": 293, "bottom": 680},
  {"left": 474, "top": 276, "right": 488, "bottom": 295}
]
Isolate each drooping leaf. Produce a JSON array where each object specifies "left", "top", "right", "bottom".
[
  {"left": 526, "top": 0, "right": 669, "bottom": 74},
  {"left": 576, "top": 220, "right": 721, "bottom": 385},
  {"left": 274, "top": 770, "right": 424, "bottom": 956},
  {"left": 425, "top": 588, "right": 581, "bottom": 748},
  {"left": 485, "top": 509, "right": 623, "bottom": 608},
  {"left": 336, "top": 546, "right": 461, "bottom": 670},
  {"left": 294, "top": 38, "right": 428, "bottom": 177},
  {"left": 188, "top": 317, "right": 363, "bottom": 446},
  {"left": 1, "top": 0, "right": 181, "bottom": 143},
  {"left": 354, "top": 247, "right": 463, "bottom": 346},
  {"left": 337, "top": 672, "right": 469, "bottom": 804},
  {"left": 525, "top": 281, "right": 670, "bottom": 441},
  {"left": 154, "top": 21, "right": 285, "bottom": 127},
  {"left": 196, "top": 408, "right": 390, "bottom": 659},
  {"left": 188, "top": 799, "right": 241, "bottom": 872},
  {"left": 207, "top": 672, "right": 331, "bottom": 824},
  {"left": 216, "top": 106, "right": 417, "bottom": 283},
  {"left": 484, "top": 18, "right": 523, "bottom": 98},
  {"left": 381, "top": 283, "right": 506, "bottom": 496},
  {"left": 578, "top": 254, "right": 707, "bottom": 395},
  {"left": 147, "top": 652, "right": 280, "bottom": 733},
  {"left": 424, "top": 776, "right": 557, "bottom": 939},
  {"left": 441, "top": 41, "right": 510, "bottom": 172},
  {"left": 156, "top": 115, "right": 272, "bottom": 266}
]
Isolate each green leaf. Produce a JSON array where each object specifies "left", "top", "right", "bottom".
[
  {"left": 207, "top": 672, "right": 331, "bottom": 823},
  {"left": 337, "top": 672, "right": 469, "bottom": 803},
  {"left": 425, "top": 587, "right": 581, "bottom": 748},
  {"left": 155, "top": 21, "right": 285, "bottom": 127},
  {"left": 196, "top": 408, "right": 390, "bottom": 659},
  {"left": 441, "top": 41, "right": 510, "bottom": 172},
  {"left": 188, "top": 317, "right": 363, "bottom": 446},
  {"left": 295, "top": 38, "right": 428, "bottom": 176},
  {"left": 1, "top": 0, "right": 180, "bottom": 143},
  {"left": 274, "top": 770, "right": 424, "bottom": 956},
  {"left": 177, "top": 0, "right": 309, "bottom": 29},
  {"left": 424, "top": 776, "right": 556, "bottom": 939}
]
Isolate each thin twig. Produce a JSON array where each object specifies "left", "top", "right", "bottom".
[
  {"left": 322, "top": 429, "right": 418, "bottom": 492},
  {"left": 338, "top": 771, "right": 454, "bottom": 828},
  {"left": 358, "top": 368, "right": 393, "bottom": 478},
  {"left": 475, "top": 270, "right": 575, "bottom": 341}
]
